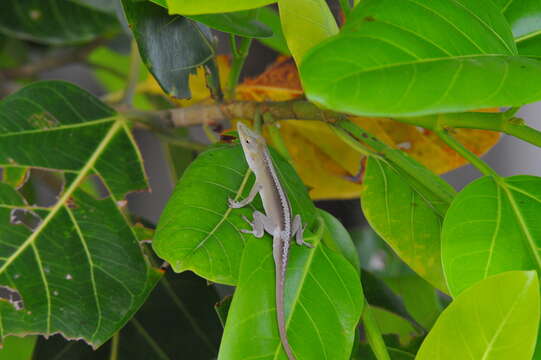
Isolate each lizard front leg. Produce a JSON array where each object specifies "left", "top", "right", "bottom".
[
  {"left": 228, "top": 182, "right": 262, "bottom": 209},
  {"left": 241, "top": 211, "right": 275, "bottom": 238},
  {"left": 292, "top": 214, "right": 313, "bottom": 248}
]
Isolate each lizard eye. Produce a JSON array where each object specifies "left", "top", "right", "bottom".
[{"left": 245, "top": 139, "right": 250, "bottom": 144}]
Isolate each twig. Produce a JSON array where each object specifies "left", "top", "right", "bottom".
[
  {"left": 0, "top": 38, "right": 107, "bottom": 80},
  {"left": 85, "top": 61, "right": 126, "bottom": 79},
  {"left": 120, "top": 39, "right": 142, "bottom": 106},
  {"left": 127, "top": 101, "right": 344, "bottom": 128},
  {"left": 109, "top": 332, "right": 119, "bottom": 360},
  {"left": 362, "top": 304, "right": 391, "bottom": 360}
]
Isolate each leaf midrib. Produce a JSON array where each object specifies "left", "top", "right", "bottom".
[
  {"left": 0, "top": 117, "right": 115, "bottom": 138},
  {"left": 0, "top": 119, "right": 122, "bottom": 275},
  {"left": 479, "top": 274, "right": 534, "bottom": 360},
  {"left": 312, "top": 53, "right": 516, "bottom": 84},
  {"left": 501, "top": 182, "right": 541, "bottom": 270}
]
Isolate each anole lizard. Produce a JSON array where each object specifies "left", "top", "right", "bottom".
[{"left": 229, "top": 122, "right": 312, "bottom": 360}]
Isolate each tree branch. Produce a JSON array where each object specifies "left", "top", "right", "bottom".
[
  {"left": 128, "top": 101, "right": 541, "bottom": 151},
  {"left": 129, "top": 100, "right": 345, "bottom": 128}
]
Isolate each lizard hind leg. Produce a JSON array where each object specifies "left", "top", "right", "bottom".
[
  {"left": 241, "top": 211, "right": 274, "bottom": 238},
  {"left": 292, "top": 214, "right": 313, "bottom": 248}
]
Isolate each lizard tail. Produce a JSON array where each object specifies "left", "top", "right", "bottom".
[{"left": 276, "top": 261, "right": 296, "bottom": 360}]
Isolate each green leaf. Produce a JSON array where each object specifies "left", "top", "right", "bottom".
[
  {"left": 361, "top": 157, "right": 448, "bottom": 292},
  {"left": 0, "top": 81, "right": 157, "bottom": 347},
  {"left": 384, "top": 276, "right": 441, "bottom": 330},
  {"left": 442, "top": 175, "right": 541, "bottom": 296},
  {"left": 371, "top": 307, "right": 419, "bottom": 346},
  {"left": 300, "top": 0, "right": 541, "bottom": 117},
  {"left": 416, "top": 271, "right": 540, "bottom": 360},
  {"left": 1, "top": 168, "right": 29, "bottom": 189},
  {"left": 319, "top": 209, "right": 360, "bottom": 272},
  {"left": 493, "top": 0, "right": 541, "bottom": 56},
  {"left": 34, "top": 270, "right": 220, "bottom": 359},
  {"left": 154, "top": 144, "right": 316, "bottom": 285},
  {"left": 278, "top": 0, "right": 338, "bottom": 63},
  {"left": 257, "top": 7, "right": 290, "bottom": 55},
  {"left": 0, "top": 336, "right": 36, "bottom": 360},
  {"left": 185, "top": 11, "right": 273, "bottom": 38},
  {"left": 0, "top": 0, "right": 118, "bottom": 45},
  {"left": 218, "top": 235, "right": 364, "bottom": 359},
  {"left": 122, "top": 0, "right": 215, "bottom": 99},
  {"left": 165, "top": 0, "right": 276, "bottom": 15},
  {"left": 150, "top": 0, "right": 273, "bottom": 38},
  {"left": 0, "top": 37, "right": 28, "bottom": 69}
]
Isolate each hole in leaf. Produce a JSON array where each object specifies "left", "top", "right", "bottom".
[
  {"left": 0, "top": 285, "right": 24, "bottom": 310},
  {"left": 10, "top": 208, "right": 42, "bottom": 231}
]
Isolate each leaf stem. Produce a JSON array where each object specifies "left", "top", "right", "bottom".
[
  {"left": 109, "top": 332, "right": 119, "bottom": 360},
  {"left": 363, "top": 304, "right": 391, "bottom": 360},
  {"left": 121, "top": 39, "right": 142, "bottom": 106},
  {"left": 436, "top": 129, "right": 500, "bottom": 178},
  {"left": 263, "top": 113, "right": 293, "bottom": 162},
  {"left": 334, "top": 119, "right": 456, "bottom": 207},
  {"left": 131, "top": 318, "right": 171, "bottom": 360},
  {"left": 159, "top": 276, "right": 217, "bottom": 353},
  {"left": 227, "top": 36, "right": 252, "bottom": 99},
  {"left": 329, "top": 124, "right": 373, "bottom": 157}
]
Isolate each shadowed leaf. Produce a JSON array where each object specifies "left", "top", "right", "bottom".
[{"left": 0, "top": 0, "right": 118, "bottom": 45}]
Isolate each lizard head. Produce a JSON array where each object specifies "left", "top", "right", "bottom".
[{"left": 236, "top": 122, "right": 267, "bottom": 167}]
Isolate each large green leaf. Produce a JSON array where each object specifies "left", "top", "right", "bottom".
[
  {"left": 300, "top": 0, "right": 541, "bottom": 117},
  {"left": 0, "top": 81, "right": 158, "bottom": 347},
  {"left": 0, "top": 0, "right": 118, "bottom": 45},
  {"left": 493, "top": 0, "right": 541, "bottom": 56},
  {"left": 34, "top": 270, "right": 222, "bottom": 359},
  {"left": 278, "top": 0, "right": 338, "bottom": 63},
  {"left": 153, "top": 144, "right": 316, "bottom": 285},
  {"left": 122, "top": 0, "right": 215, "bottom": 99},
  {"left": 361, "top": 157, "right": 449, "bottom": 291},
  {"left": 442, "top": 175, "right": 541, "bottom": 296},
  {"left": 165, "top": 0, "right": 276, "bottom": 15},
  {"left": 416, "top": 271, "right": 540, "bottom": 360},
  {"left": 218, "top": 229, "right": 363, "bottom": 359}
]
